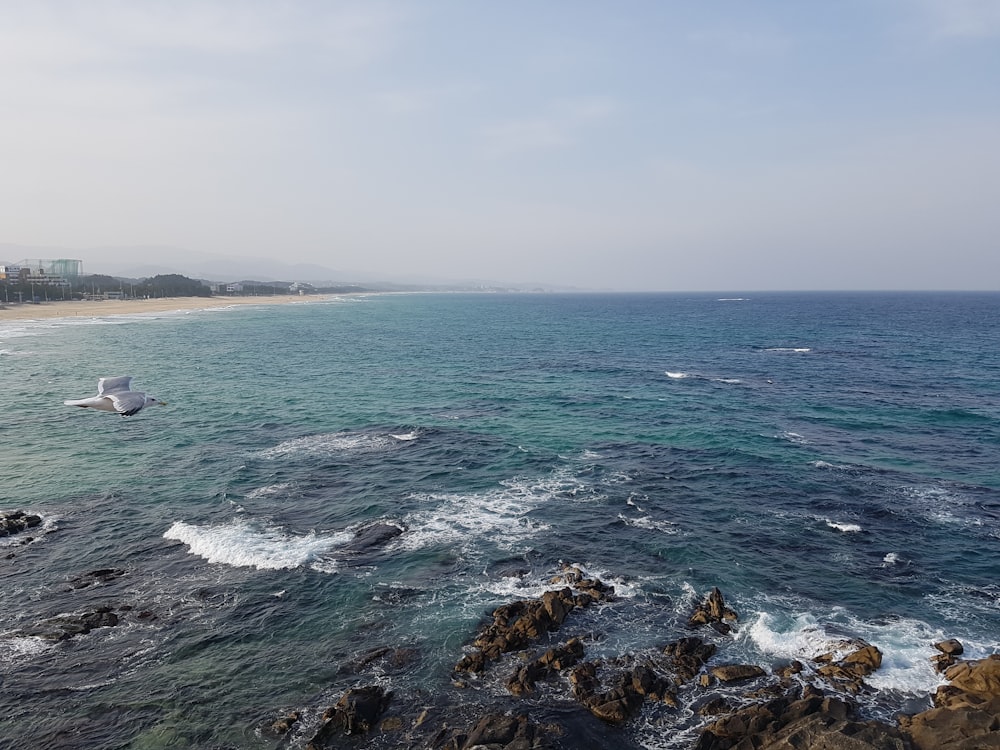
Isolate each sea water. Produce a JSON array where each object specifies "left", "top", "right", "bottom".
[{"left": 1, "top": 291, "right": 998, "bottom": 748}]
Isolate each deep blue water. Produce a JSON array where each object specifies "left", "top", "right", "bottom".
[{"left": 1, "top": 291, "right": 998, "bottom": 748}]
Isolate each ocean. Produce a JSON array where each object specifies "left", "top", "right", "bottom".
[{"left": 1, "top": 291, "right": 998, "bottom": 749}]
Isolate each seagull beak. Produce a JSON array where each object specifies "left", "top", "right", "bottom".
[{"left": 159, "top": 400, "right": 168, "bottom": 406}]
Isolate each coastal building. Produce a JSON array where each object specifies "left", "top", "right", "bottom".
[{"left": 9, "top": 258, "right": 83, "bottom": 287}]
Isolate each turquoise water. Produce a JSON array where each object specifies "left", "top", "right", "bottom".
[{"left": 2, "top": 292, "right": 999, "bottom": 748}]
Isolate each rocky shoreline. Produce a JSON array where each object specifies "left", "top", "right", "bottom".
[
  {"left": 4, "top": 510, "right": 997, "bottom": 749},
  {"left": 270, "top": 566, "right": 1000, "bottom": 750}
]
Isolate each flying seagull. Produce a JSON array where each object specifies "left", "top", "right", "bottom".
[{"left": 64, "top": 376, "right": 167, "bottom": 417}]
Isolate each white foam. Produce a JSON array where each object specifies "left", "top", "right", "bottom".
[
  {"left": 810, "top": 460, "right": 846, "bottom": 470},
  {"left": 748, "top": 609, "right": 948, "bottom": 697},
  {"left": 395, "top": 472, "right": 589, "bottom": 553},
  {"left": 0, "top": 635, "right": 53, "bottom": 668},
  {"left": 618, "top": 513, "right": 680, "bottom": 535},
  {"left": 255, "top": 431, "right": 403, "bottom": 459},
  {"left": 717, "top": 298, "right": 747, "bottom": 301},
  {"left": 764, "top": 347, "right": 811, "bottom": 353},
  {"left": 164, "top": 520, "right": 353, "bottom": 572},
  {"left": 712, "top": 378, "right": 742, "bottom": 384},
  {"left": 826, "top": 519, "right": 863, "bottom": 533},
  {"left": 0, "top": 327, "right": 38, "bottom": 339},
  {"left": 390, "top": 431, "right": 420, "bottom": 441},
  {"left": 245, "top": 483, "right": 292, "bottom": 500},
  {"left": 883, "top": 552, "right": 901, "bottom": 565},
  {"left": 665, "top": 371, "right": 688, "bottom": 379},
  {"left": 780, "top": 431, "right": 809, "bottom": 444},
  {"left": 0, "top": 512, "right": 58, "bottom": 548}
]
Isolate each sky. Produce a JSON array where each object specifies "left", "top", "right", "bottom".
[{"left": 2, "top": 1, "right": 999, "bottom": 291}]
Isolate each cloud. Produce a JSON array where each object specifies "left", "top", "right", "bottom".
[
  {"left": 481, "top": 97, "right": 616, "bottom": 156},
  {"left": 909, "top": 0, "right": 1000, "bottom": 38}
]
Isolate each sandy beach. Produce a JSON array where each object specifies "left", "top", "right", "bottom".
[{"left": 0, "top": 294, "right": 305, "bottom": 322}]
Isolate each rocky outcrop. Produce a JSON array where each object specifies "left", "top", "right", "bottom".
[
  {"left": 930, "top": 638, "right": 965, "bottom": 673},
  {"left": 662, "top": 636, "right": 718, "bottom": 683},
  {"left": 689, "top": 587, "right": 738, "bottom": 634},
  {"left": 454, "top": 565, "right": 613, "bottom": 674},
  {"left": 442, "top": 713, "right": 551, "bottom": 750},
  {"left": 570, "top": 658, "right": 677, "bottom": 723},
  {"left": 695, "top": 690, "right": 908, "bottom": 750},
  {"left": 814, "top": 641, "right": 884, "bottom": 693},
  {"left": 506, "top": 637, "right": 585, "bottom": 695},
  {"left": 899, "top": 654, "right": 1000, "bottom": 749},
  {"left": 710, "top": 663, "right": 767, "bottom": 683},
  {"left": 307, "top": 686, "right": 392, "bottom": 749},
  {"left": 0, "top": 509, "right": 42, "bottom": 537}
]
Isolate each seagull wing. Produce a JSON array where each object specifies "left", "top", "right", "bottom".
[
  {"left": 98, "top": 376, "right": 133, "bottom": 396},
  {"left": 108, "top": 391, "right": 147, "bottom": 416},
  {"left": 63, "top": 395, "right": 117, "bottom": 411}
]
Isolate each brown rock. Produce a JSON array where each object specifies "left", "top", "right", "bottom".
[
  {"left": 457, "top": 713, "right": 548, "bottom": 749},
  {"left": 710, "top": 663, "right": 767, "bottom": 683},
  {"left": 899, "top": 695, "right": 1000, "bottom": 750},
  {"left": 308, "top": 685, "right": 392, "bottom": 748},
  {"left": 269, "top": 712, "right": 299, "bottom": 734},
  {"left": 455, "top": 573, "right": 611, "bottom": 674},
  {"left": 942, "top": 657, "right": 1000, "bottom": 700},
  {"left": 662, "top": 636, "right": 717, "bottom": 683},
  {"left": 696, "top": 693, "right": 907, "bottom": 750},
  {"left": 689, "top": 587, "right": 738, "bottom": 630},
  {"left": 935, "top": 639, "right": 965, "bottom": 656}
]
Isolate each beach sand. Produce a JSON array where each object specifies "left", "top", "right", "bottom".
[{"left": 0, "top": 294, "right": 307, "bottom": 322}]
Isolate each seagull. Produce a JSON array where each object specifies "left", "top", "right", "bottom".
[{"left": 64, "top": 376, "right": 167, "bottom": 417}]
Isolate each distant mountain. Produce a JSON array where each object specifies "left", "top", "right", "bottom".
[{"left": 0, "top": 242, "right": 576, "bottom": 292}]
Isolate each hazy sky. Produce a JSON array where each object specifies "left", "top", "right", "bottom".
[{"left": 2, "top": 1, "right": 999, "bottom": 290}]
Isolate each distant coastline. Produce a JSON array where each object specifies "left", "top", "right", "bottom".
[{"left": 0, "top": 294, "right": 309, "bottom": 322}]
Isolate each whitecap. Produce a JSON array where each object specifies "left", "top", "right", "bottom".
[
  {"left": 255, "top": 431, "right": 403, "bottom": 459},
  {"left": 811, "top": 460, "right": 845, "bottom": 470},
  {"left": 245, "top": 483, "right": 292, "bottom": 500},
  {"left": 712, "top": 378, "right": 742, "bottom": 384},
  {"left": 665, "top": 371, "right": 688, "bottom": 379},
  {"left": 395, "top": 472, "right": 590, "bottom": 553},
  {"left": 826, "top": 519, "right": 863, "bottom": 533},
  {"left": 618, "top": 513, "right": 680, "bottom": 535},
  {"left": 882, "top": 552, "right": 901, "bottom": 565},
  {"left": 748, "top": 609, "right": 946, "bottom": 698},
  {"left": 763, "top": 347, "right": 811, "bottom": 353},
  {"left": 0, "top": 635, "right": 53, "bottom": 668},
  {"left": 780, "top": 431, "right": 809, "bottom": 444},
  {"left": 390, "top": 431, "right": 420, "bottom": 441},
  {"left": 164, "top": 520, "right": 353, "bottom": 572}
]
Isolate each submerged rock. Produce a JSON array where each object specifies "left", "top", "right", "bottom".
[
  {"left": 68, "top": 568, "right": 127, "bottom": 589},
  {"left": 23, "top": 607, "right": 120, "bottom": 641}
]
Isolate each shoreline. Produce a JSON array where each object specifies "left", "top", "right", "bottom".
[{"left": 0, "top": 294, "right": 309, "bottom": 322}]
